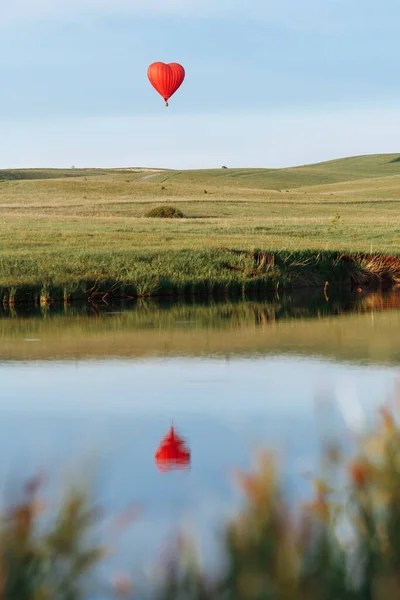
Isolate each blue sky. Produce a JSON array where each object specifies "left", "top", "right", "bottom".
[{"left": 1, "top": 0, "right": 400, "bottom": 169}]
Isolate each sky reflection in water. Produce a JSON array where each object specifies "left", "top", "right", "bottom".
[{"left": 0, "top": 294, "right": 400, "bottom": 587}]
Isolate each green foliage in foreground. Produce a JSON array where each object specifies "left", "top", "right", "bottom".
[
  {"left": 3, "top": 400, "right": 400, "bottom": 599},
  {"left": 0, "top": 481, "right": 105, "bottom": 600}
]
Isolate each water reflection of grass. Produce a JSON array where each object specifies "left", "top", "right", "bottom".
[
  {"left": 1, "top": 292, "right": 400, "bottom": 364},
  {"left": 0, "top": 289, "right": 359, "bottom": 326},
  {"left": 5, "top": 399, "right": 400, "bottom": 599},
  {"left": 2, "top": 288, "right": 400, "bottom": 325}
]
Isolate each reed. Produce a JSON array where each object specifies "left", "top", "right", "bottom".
[{"left": 158, "top": 398, "right": 400, "bottom": 600}]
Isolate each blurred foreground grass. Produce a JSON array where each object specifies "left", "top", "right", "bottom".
[{"left": 3, "top": 397, "right": 400, "bottom": 599}]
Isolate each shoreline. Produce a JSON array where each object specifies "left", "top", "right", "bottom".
[{"left": 1, "top": 249, "right": 399, "bottom": 306}]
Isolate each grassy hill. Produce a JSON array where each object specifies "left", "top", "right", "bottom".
[
  {"left": 0, "top": 154, "right": 399, "bottom": 302},
  {"left": 2, "top": 153, "right": 400, "bottom": 186},
  {"left": 0, "top": 167, "right": 168, "bottom": 181},
  {"left": 126, "top": 153, "right": 400, "bottom": 189}
]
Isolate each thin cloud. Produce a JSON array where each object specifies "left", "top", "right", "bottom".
[
  {"left": 0, "top": 0, "right": 248, "bottom": 23},
  {"left": 0, "top": 0, "right": 372, "bottom": 27}
]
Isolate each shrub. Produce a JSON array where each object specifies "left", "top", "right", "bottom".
[{"left": 144, "top": 206, "right": 185, "bottom": 219}]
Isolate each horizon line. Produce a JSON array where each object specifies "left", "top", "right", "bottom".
[{"left": 1, "top": 152, "right": 400, "bottom": 173}]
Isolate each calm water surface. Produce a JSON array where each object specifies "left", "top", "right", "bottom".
[{"left": 1, "top": 290, "right": 400, "bottom": 591}]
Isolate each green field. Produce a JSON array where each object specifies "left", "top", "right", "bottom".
[{"left": 1, "top": 153, "right": 400, "bottom": 302}]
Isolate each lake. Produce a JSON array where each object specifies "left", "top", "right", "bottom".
[{"left": 1, "top": 288, "right": 400, "bottom": 594}]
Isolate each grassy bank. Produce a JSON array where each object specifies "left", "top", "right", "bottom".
[
  {"left": 4, "top": 397, "right": 400, "bottom": 599},
  {"left": 0, "top": 249, "right": 399, "bottom": 305},
  {"left": 1, "top": 154, "right": 400, "bottom": 303}
]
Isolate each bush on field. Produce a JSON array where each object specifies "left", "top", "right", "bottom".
[{"left": 144, "top": 206, "right": 185, "bottom": 219}]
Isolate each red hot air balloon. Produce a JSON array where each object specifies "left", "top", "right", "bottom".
[
  {"left": 155, "top": 425, "right": 191, "bottom": 472},
  {"left": 147, "top": 62, "right": 185, "bottom": 107}
]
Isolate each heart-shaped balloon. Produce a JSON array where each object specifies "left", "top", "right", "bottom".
[{"left": 147, "top": 62, "right": 185, "bottom": 107}]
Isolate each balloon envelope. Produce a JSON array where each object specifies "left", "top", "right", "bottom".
[
  {"left": 155, "top": 425, "right": 191, "bottom": 472},
  {"left": 147, "top": 62, "right": 185, "bottom": 106}
]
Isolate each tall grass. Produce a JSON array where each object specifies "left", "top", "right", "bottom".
[
  {"left": 0, "top": 250, "right": 399, "bottom": 305},
  {"left": 0, "top": 480, "right": 105, "bottom": 600}
]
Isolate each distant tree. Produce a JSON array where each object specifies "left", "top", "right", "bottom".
[
  {"left": 71, "top": 165, "right": 76, "bottom": 169},
  {"left": 221, "top": 165, "right": 228, "bottom": 169}
]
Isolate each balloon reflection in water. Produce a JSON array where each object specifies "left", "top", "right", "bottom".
[{"left": 155, "top": 425, "right": 191, "bottom": 472}]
